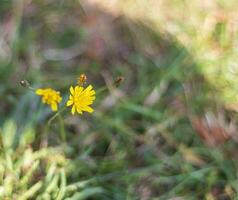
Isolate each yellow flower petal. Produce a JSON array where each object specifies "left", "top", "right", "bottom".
[
  {"left": 83, "top": 85, "right": 92, "bottom": 94},
  {"left": 86, "top": 85, "right": 93, "bottom": 91},
  {"left": 66, "top": 85, "right": 96, "bottom": 115},
  {"left": 76, "top": 107, "right": 83, "bottom": 114},
  {"left": 89, "top": 90, "right": 96, "bottom": 95},
  {"left": 83, "top": 106, "right": 94, "bottom": 113},
  {"left": 35, "top": 88, "right": 62, "bottom": 112},
  {"left": 71, "top": 105, "right": 76, "bottom": 115},
  {"left": 75, "top": 86, "right": 83, "bottom": 94},
  {"left": 35, "top": 89, "right": 44, "bottom": 95},
  {"left": 90, "top": 96, "right": 96, "bottom": 101},
  {"left": 51, "top": 102, "right": 58, "bottom": 111},
  {"left": 67, "top": 100, "right": 73, "bottom": 106},
  {"left": 57, "top": 96, "right": 62, "bottom": 103},
  {"left": 70, "top": 86, "right": 75, "bottom": 95}
]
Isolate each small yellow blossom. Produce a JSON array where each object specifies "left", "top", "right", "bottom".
[
  {"left": 66, "top": 85, "right": 96, "bottom": 115},
  {"left": 35, "top": 88, "right": 62, "bottom": 111},
  {"left": 77, "top": 74, "right": 87, "bottom": 85}
]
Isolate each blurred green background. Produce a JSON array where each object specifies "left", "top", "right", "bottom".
[{"left": 1, "top": 0, "right": 238, "bottom": 199}]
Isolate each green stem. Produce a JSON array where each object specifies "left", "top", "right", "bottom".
[
  {"left": 58, "top": 114, "right": 66, "bottom": 142},
  {"left": 96, "top": 77, "right": 124, "bottom": 96},
  {"left": 96, "top": 86, "right": 108, "bottom": 95},
  {"left": 47, "top": 107, "right": 66, "bottom": 126}
]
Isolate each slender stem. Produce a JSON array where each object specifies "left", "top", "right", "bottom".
[
  {"left": 47, "top": 106, "right": 67, "bottom": 126},
  {"left": 96, "top": 86, "right": 108, "bottom": 95},
  {"left": 96, "top": 77, "right": 124, "bottom": 96},
  {"left": 28, "top": 86, "right": 35, "bottom": 91},
  {"left": 58, "top": 114, "right": 66, "bottom": 142}
]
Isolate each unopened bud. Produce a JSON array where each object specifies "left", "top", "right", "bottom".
[
  {"left": 20, "top": 80, "right": 30, "bottom": 88},
  {"left": 77, "top": 73, "right": 87, "bottom": 86},
  {"left": 114, "top": 76, "right": 124, "bottom": 87}
]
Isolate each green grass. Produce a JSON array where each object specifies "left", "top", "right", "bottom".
[{"left": 0, "top": 0, "right": 238, "bottom": 199}]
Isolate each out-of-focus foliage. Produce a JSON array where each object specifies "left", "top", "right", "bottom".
[
  {"left": 0, "top": 120, "right": 68, "bottom": 199},
  {"left": 96, "top": 0, "right": 238, "bottom": 105},
  {"left": 0, "top": 120, "right": 106, "bottom": 199}
]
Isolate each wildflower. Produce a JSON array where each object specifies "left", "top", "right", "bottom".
[
  {"left": 35, "top": 88, "right": 62, "bottom": 111},
  {"left": 77, "top": 74, "right": 87, "bottom": 86},
  {"left": 66, "top": 85, "right": 96, "bottom": 115}
]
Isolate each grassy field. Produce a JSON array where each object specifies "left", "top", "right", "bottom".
[{"left": 0, "top": 0, "right": 238, "bottom": 199}]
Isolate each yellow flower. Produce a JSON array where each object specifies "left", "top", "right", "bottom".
[
  {"left": 66, "top": 85, "right": 96, "bottom": 115},
  {"left": 35, "top": 88, "right": 62, "bottom": 111}
]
